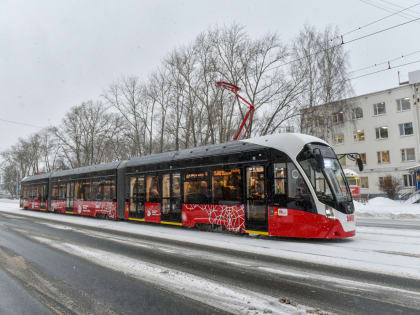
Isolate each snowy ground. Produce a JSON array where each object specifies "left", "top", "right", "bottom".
[
  {"left": 355, "top": 197, "right": 420, "bottom": 219},
  {"left": 1, "top": 199, "right": 420, "bottom": 282}
]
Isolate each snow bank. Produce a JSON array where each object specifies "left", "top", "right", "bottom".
[{"left": 355, "top": 197, "right": 420, "bottom": 219}]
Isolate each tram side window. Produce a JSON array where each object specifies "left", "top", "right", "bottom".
[
  {"left": 184, "top": 171, "right": 209, "bottom": 204},
  {"left": 172, "top": 173, "right": 181, "bottom": 198},
  {"left": 82, "top": 180, "right": 92, "bottom": 201},
  {"left": 286, "top": 162, "right": 314, "bottom": 212},
  {"left": 75, "top": 181, "right": 82, "bottom": 200},
  {"left": 274, "top": 163, "right": 286, "bottom": 195},
  {"left": 52, "top": 183, "right": 59, "bottom": 200},
  {"left": 146, "top": 175, "right": 160, "bottom": 203},
  {"left": 59, "top": 182, "right": 66, "bottom": 200},
  {"left": 247, "top": 167, "right": 265, "bottom": 199},
  {"left": 103, "top": 178, "right": 116, "bottom": 201},
  {"left": 212, "top": 169, "right": 242, "bottom": 205},
  {"left": 92, "top": 179, "right": 103, "bottom": 201}
]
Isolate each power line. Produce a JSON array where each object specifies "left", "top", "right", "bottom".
[
  {"left": 347, "top": 58, "right": 420, "bottom": 81},
  {"left": 344, "top": 17, "right": 420, "bottom": 44},
  {"left": 360, "top": 0, "right": 420, "bottom": 22},
  {"left": 379, "top": 0, "right": 420, "bottom": 14},
  {"left": 349, "top": 50, "right": 420, "bottom": 74},
  {"left": 378, "top": 0, "right": 420, "bottom": 15},
  {"left": 268, "top": 16, "right": 420, "bottom": 72},
  {"left": 0, "top": 118, "right": 44, "bottom": 129},
  {"left": 334, "top": 2, "right": 420, "bottom": 39}
]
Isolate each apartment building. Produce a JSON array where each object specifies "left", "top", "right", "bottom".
[{"left": 301, "top": 70, "right": 420, "bottom": 198}]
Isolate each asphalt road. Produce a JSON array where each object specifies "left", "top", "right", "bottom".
[{"left": 1, "top": 210, "right": 420, "bottom": 315}]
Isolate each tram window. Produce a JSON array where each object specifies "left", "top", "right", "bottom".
[
  {"left": 274, "top": 163, "right": 286, "bottom": 195},
  {"left": 246, "top": 167, "right": 265, "bottom": 199},
  {"left": 92, "top": 179, "right": 103, "bottom": 201},
  {"left": 82, "top": 180, "right": 92, "bottom": 201},
  {"left": 75, "top": 181, "right": 82, "bottom": 200},
  {"left": 212, "top": 169, "right": 242, "bottom": 205},
  {"left": 146, "top": 175, "right": 160, "bottom": 203},
  {"left": 52, "top": 183, "right": 59, "bottom": 199},
  {"left": 103, "top": 178, "right": 116, "bottom": 201},
  {"left": 162, "top": 174, "right": 170, "bottom": 199},
  {"left": 287, "top": 162, "right": 311, "bottom": 199},
  {"left": 59, "top": 183, "right": 66, "bottom": 200},
  {"left": 172, "top": 173, "right": 181, "bottom": 198},
  {"left": 184, "top": 171, "right": 209, "bottom": 204},
  {"left": 129, "top": 177, "right": 138, "bottom": 213}
]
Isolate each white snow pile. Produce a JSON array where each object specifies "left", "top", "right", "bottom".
[
  {"left": 0, "top": 199, "right": 19, "bottom": 209},
  {"left": 355, "top": 197, "right": 420, "bottom": 219}
]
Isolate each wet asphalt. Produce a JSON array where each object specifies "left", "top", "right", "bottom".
[{"left": 1, "top": 210, "right": 420, "bottom": 315}]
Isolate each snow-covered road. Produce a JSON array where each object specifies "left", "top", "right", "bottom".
[
  {"left": 2, "top": 200, "right": 420, "bottom": 314},
  {"left": 1, "top": 200, "right": 419, "bottom": 280}
]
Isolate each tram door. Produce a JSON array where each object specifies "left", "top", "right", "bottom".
[
  {"left": 66, "top": 182, "right": 74, "bottom": 211},
  {"left": 161, "top": 173, "right": 182, "bottom": 223},
  {"left": 129, "top": 176, "right": 145, "bottom": 219},
  {"left": 245, "top": 165, "right": 267, "bottom": 232},
  {"left": 40, "top": 183, "right": 47, "bottom": 210}
]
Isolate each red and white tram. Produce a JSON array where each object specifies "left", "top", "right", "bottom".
[{"left": 20, "top": 133, "right": 356, "bottom": 239}]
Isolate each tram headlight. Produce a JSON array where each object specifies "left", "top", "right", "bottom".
[{"left": 325, "top": 206, "right": 335, "bottom": 219}]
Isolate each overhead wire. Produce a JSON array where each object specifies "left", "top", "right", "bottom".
[
  {"left": 333, "top": 1, "right": 420, "bottom": 40},
  {"left": 0, "top": 118, "right": 44, "bottom": 129},
  {"left": 346, "top": 58, "right": 420, "bottom": 82},
  {"left": 267, "top": 15, "right": 420, "bottom": 72},
  {"left": 359, "top": 0, "right": 420, "bottom": 22},
  {"left": 378, "top": 0, "right": 420, "bottom": 15},
  {"left": 349, "top": 50, "right": 420, "bottom": 74}
]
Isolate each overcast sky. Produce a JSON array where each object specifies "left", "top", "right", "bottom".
[{"left": 1, "top": 0, "right": 419, "bottom": 151}]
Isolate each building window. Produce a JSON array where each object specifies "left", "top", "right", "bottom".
[
  {"left": 401, "top": 148, "right": 415, "bottom": 162},
  {"left": 358, "top": 153, "right": 367, "bottom": 165},
  {"left": 399, "top": 122, "right": 413, "bottom": 136},
  {"left": 360, "top": 176, "right": 369, "bottom": 188},
  {"left": 332, "top": 112, "right": 344, "bottom": 124},
  {"left": 353, "top": 130, "right": 365, "bottom": 142},
  {"left": 396, "top": 97, "right": 411, "bottom": 112},
  {"left": 334, "top": 133, "right": 345, "bottom": 144},
  {"left": 373, "top": 102, "right": 386, "bottom": 116},
  {"left": 351, "top": 107, "right": 363, "bottom": 119},
  {"left": 377, "top": 151, "right": 390, "bottom": 164},
  {"left": 375, "top": 126, "right": 388, "bottom": 139},
  {"left": 403, "top": 174, "right": 414, "bottom": 187},
  {"left": 378, "top": 176, "right": 392, "bottom": 187}
]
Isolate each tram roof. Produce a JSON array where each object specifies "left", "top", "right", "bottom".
[
  {"left": 21, "top": 172, "right": 50, "bottom": 182},
  {"left": 124, "top": 140, "right": 263, "bottom": 168},
  {"left": 22, "top": 133, "right": 328, "bottom": 182},
  {"left": 244, "top": 133, "right": 328, "bottom": 159},
  {"left": 50, "top": 161, "right": 121, "bottom": 179}
]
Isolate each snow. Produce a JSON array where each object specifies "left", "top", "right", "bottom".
[
  {"left": 1, "top": 200, "right": 420, "bottom": 282},
  {"left": 355, "top": 197, "right": 420, "bottom": 219},
  {"left": 28, "top": 235, "right": 316, "bottom": 315}
]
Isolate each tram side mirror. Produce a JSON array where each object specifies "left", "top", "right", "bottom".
[
  {"left": 356, "top": 158, "right": 364, "bottom": 172},
  {"left": 313, "top": 149, "right": 324, "bottom": 172}
]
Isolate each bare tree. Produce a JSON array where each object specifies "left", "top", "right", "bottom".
[
  {"left": 294, "top": 25, "right": 352, "bottom": 140},
  {"left": 379, "top": 176, "right": 402, "bottom": 200}
]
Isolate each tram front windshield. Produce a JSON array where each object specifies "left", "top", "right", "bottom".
[{"left": 297, "top": 143, "right": 352, "bottom": 207}]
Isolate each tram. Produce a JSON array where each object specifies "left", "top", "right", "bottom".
[
  {"left": 343, "top": 169, "right": 361, "bottom": 200},
  {"left": 20, "top": 133, "right": 356, "bottom": 239}
]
